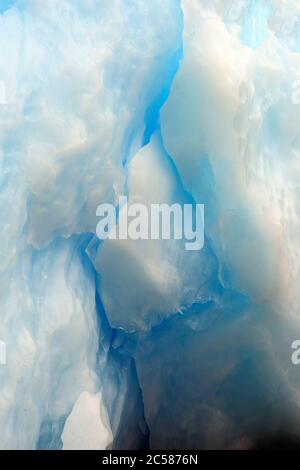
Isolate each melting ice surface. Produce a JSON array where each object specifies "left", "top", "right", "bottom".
[{"left": 1, "top": 0, "right": 300, "bottom": 450}]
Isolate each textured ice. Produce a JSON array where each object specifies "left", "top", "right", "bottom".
[
  {"left": 1, "top": 0, "right": 300, "bottom": 450},
  {"left": 95, "top": 133, "right": 213, "bottom": 332},
  {"left": 0, "top": 0, "right": 182, "bottom": 449}
]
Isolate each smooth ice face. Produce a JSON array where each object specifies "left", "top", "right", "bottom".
[{"left": 1, "top": 0, "right": 300, "bottom": 450}]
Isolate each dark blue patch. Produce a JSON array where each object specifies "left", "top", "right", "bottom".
[
  {"left": 0, "top": 0, "right": 16, "bottom": 14},
  {"left": 143, "top": 46, "right": 183, "bottom": 146}
]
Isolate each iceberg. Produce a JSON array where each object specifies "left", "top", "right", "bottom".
[{"left": 1, "top": 0, "right": 300, "bottom": 450}]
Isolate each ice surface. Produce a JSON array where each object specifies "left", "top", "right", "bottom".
[
  {"left": 161, "top": 0, "right": 300, "bottom": 315},
  {"left": 95, "top": 133, "right": 215, "bottom": 332},
  {"left": 62, "top": 391, "right": 112, "bottom": 450},
  {"left": 1, "top": 0, "right": 300, "bottom": 450},
  {"left": 0, "top": 0, "right": 182, "bottom": 449}
]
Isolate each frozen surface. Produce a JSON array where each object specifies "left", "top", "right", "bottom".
[
  {"left": 1, "top": 0, "right": 300, "bottom": 450},
  {"left": 62, "top": 391, "right": 112, "bottom": 450},
  {"left": 0, "top": 0, "right": 182, "bottom": 449}
]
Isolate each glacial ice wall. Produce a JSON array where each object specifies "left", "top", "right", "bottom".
[
  {"left": 0, "top": 0, "right": 182, "bottom": 449},
  {"left": 1, "top": 0, "right": 300, "bottom": 450}
]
